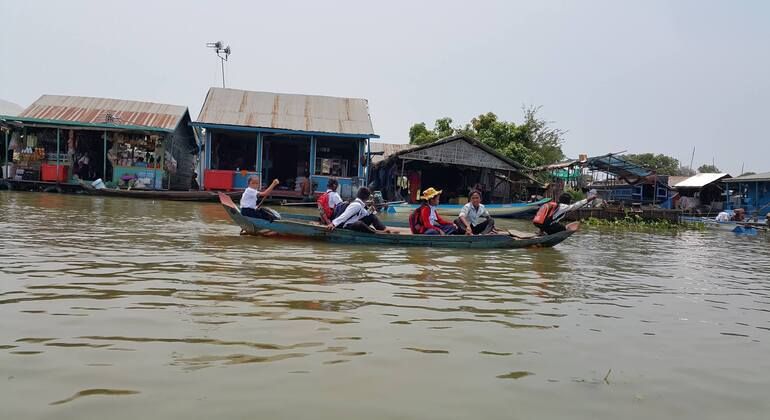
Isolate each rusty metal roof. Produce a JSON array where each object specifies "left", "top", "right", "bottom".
[
  {"left": 18, "top": 95, "right": 188, "bottom": 131},
  {"left": 195, "top": 87, "right": 377, "bottom": 137}
]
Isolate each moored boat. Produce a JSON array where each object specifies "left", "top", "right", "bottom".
[
  {"left": 680, "top": 215, "right": 768, "bottom": 232},
  {"left": 385, "top": 198, "right": 550, "bottom": 218},
  {"left": 219, "top": 193, "right": 578, "bottom": 249},
  {"left": 81, "top": 181, "right": 242, "bottom": 201}
]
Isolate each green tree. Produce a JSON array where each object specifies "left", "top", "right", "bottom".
[
  {"left": 624, "top": 153, "right": 682, "bottom": 175},
  {"left": 409, "top": 107, "right": 566, "bottom": 167},
  {"left": 697, "top": 164, "right": 720, "bottom": 173},
  {"left": 408, "top": 122, "right": 439, "bottom": 145},
  {"left": 740, "top": 171, "right": 756, "bottom": 177}
]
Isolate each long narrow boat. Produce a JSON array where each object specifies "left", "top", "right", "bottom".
[
  {"left": 385, "top": 198, "right": 550, "bottom": 218},
  {"left": 680, "top": 215, "right": 768, "bottom": 232},
  {"left": 81, "top": 182, "right": 242, "bottom": 202},
  {"left": 219, "top": 193, "right": 578, "bottom": 249}
]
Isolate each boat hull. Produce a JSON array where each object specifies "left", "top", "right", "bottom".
[
  {"left": 680, "top": 216, "right": 767, "bottom": 232},
  {"left": 220, "top": 195, "right": 577, "bottom": 249},
  {"left": 81, "top": 183, "right": 242, "bottom": 202}
]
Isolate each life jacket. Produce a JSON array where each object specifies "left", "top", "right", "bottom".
[
  {"left": 317, "top": 192, "right": 333, "bottom": 219},
  {"left": 409, "top": 204, "right": 429, "bottom": 234},
  {"left": 532, "top": 201, "right": 559, "bottom": 228}
]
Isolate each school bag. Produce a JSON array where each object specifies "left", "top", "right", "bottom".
[
  {"left": 408, "top": 204, "right": 429, "bottom": 234},
  {"left": 317, "top": 192, "right": 333, "bottom": 219},
  {"left": 532, "top": 201, "right": 559, "bottom": 228},
  {"left": 332, "top": 201, "right": 351, "bottom": 220}
]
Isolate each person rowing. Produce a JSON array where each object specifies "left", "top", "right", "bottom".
[{"left": 533, "top": 191, "right": 596, "bottom": 235}]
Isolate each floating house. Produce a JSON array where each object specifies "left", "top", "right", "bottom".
[
  {"left": 192, "top": 87, "right": 378, "bottom": 199},
  {"left": 723, "top": 172, "right": 770, "bottom": 216},
  {"left": 534, "top": 153, "right": 672, "bottom": 205},
  {"left": 0, "top": 99, "right": 23, "bottom": 178},
  {"left": 671, "top": 173, "right": 731, "bottom": 214},
  {"left": 370, "top": 135, "right": 535, "bottom": 204},
  {"left": 0, "top": 95, "right": 196, "bottom": 190}
]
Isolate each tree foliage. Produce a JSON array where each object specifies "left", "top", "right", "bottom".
[
  {"left": 740, "top": 171, "right": 756, "bottom": 177},
  {"left": 697, "top": 164, "right": 720, "bottom": 173},
  {"left": 408, "top": 107, "right": 565, "bottom": 167},
  {"left": 623, "top": 153, "right": 689, "bottom": 175}
]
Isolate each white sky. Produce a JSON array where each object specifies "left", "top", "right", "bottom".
[{"left": 1, "top": 0, "right": 768, "bottom": 175}]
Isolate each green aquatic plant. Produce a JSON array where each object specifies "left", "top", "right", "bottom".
[{"left": 581, "top": 215, "right": 706, "bottom": 231}]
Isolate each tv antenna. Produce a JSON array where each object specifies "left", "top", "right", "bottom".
[{"left": 206, "top": 41, "right": 231, "bottom": 88}]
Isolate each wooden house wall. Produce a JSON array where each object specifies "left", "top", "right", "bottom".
[
  {"left": 166, "top": 113, "right": 197, "bottom": 190},
  {"left": 398, "top": 138, "right": 517, "bottom": 172}
]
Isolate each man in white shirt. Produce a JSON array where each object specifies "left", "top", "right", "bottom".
[
  {"left": 327, "top": 187, "right": 388, "bottom": 233},
  {"left": 455, "top": 190, "right": 495, "bottom": 235}
]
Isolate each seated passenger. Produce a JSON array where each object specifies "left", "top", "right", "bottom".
[
  {"left": 317, "top": 178, "right": 342, "bottom": 225},
  {"left": 327, "top": 187, "right": 388, "bottom": 233},
  {"left": 240, "top": 176, "right": 280, "bottom": 220},
  {"left": 454, "top": 190, "right": 495, "bottom": 235},
  {"left": 409, "top": 187, "right": 457, "bottom": 235},
  {"left": 731, "top": 208, "right": 746, "bottom": 222}
]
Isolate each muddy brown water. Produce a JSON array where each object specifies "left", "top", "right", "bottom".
[{"left": 1, "top": 191, "right": 769, "bottom": 419}]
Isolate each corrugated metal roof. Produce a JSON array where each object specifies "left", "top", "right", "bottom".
[
  {"left": 0, "top": 99, "right": 24, "bottom": 116},
  {"left": 369, "top": 142, "right": 414, "bottom": 163},
  {"left": 18, "top": 95, "right": 187, "bottom": 131},
  {"left": 723, "top": 172, "right": 770, "bottom": 182},
  {"left": 195, "top": 87, "right": 376, "bottom": 137},
  {"left": 674, "top": 173, "right": 731, "bottom": 188}
]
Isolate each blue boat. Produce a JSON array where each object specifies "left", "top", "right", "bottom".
[
  {"left": 385, "top": 198, "right": 550, "bottom": 218},
  {"left": 219, "top": 194, "right": 578, "bottom": 249}
]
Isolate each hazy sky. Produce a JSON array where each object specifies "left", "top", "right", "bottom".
[{"left": 1, "top": 0, "right": 768, "bottom": 174}]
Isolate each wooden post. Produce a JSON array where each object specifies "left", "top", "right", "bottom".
[
  {"left": 56, "top": 128, "right": 60, "bottom": 183},
  {"left": 3, "top": 129, "right": 7, "bottom": 179},
  {"left": 103, "top": 130, "right": 107, "bottom": 181}
]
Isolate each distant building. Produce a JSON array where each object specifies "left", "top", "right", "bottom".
[
  {"left": 0, "top": 99, "right": 23, "bottom": 117},
  {"left": 0, "top": 95, "right": 195, "bottom": 189},
  {"left": 671, "top": 173, "right": 732, "bottom": 214},
  {"left": 723, "top": 172, "right": 770, "bottom": 217},
  {"left": 192, "top": 87, "right": 378, "bottom": 199},
  {"left": 370, "top": 135, "right": 535, "bottom": 204}
]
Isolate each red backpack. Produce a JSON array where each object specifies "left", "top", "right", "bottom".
[
  {"left": 532, "top": 201, "right": 559, "bottom": 228},
  {"left": 409, "top": 204, "right": 429, "bottom": 233},
  {"left": 317, "top": 192, "right": 333, "bottom": 219}
]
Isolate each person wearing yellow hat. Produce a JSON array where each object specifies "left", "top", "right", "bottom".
[{"left": 408, "top": 187, "right": 457, "bottom": 235}]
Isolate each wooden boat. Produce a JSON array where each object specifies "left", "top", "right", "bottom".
[
  {"left": 680, "top": 215, "right": 768, "bottom": 232},
  {"left": 81, "top": 181, "right": 242, "bottom": 202},
  {"left": 384, "top": 198, "right": 550, "bottom": 218},
  {"left": 219, "top": 193, "right": 578, "bottom": 249}
]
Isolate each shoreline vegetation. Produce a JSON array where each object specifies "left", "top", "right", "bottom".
[{"left": 581, "top": 215, "right": 706, "bottom": 231}]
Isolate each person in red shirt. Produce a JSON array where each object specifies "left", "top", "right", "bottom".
[{"left": 410, "top": 187, "right": 457, "bottom": 235}]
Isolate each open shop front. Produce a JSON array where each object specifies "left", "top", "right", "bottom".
[
  {"left": 2, "top": 126, "right": 73, "bottom": 183},
  {"left": 110, "top": 132, "right": 168, "bottom": 189},
  {"left": 311, "top": 137, "right": 365, "bottom": 199},
  {"left": 262, "top": 134, "right": 310, "bottom": 197}
]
